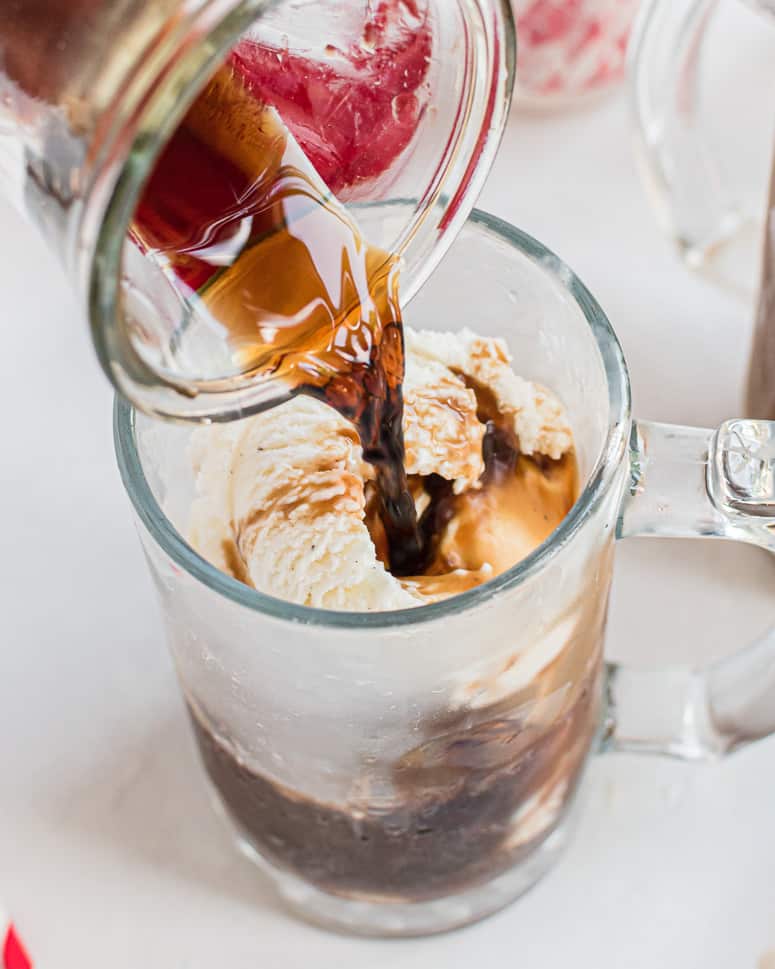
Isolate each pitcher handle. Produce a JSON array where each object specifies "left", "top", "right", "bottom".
[{"left": 604, "top": 419, "right": 775, "bottom": 759}]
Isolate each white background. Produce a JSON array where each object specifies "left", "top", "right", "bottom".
[{"left": 1, "top": 21, "right": 774, "bottom": 969}]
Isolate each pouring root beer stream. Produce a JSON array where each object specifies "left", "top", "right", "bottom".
[{"left": 131, "top": 54, "right": 432, "bottom": 573}]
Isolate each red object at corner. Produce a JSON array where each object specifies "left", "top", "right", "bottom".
[{"left": 3, "top": 925, "right": 32, "bottom": 969}]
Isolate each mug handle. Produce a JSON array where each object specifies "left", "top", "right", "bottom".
[{"left": 603, "top": 419, "right": 775, "bottom": 760}]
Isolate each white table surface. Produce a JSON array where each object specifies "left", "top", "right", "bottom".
[{"left": 2, "top": 62, "right": 775, "bottom": 969}]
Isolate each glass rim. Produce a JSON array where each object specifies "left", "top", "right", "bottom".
[{"left": 113, "top": 210, "right": 632, "bottom": 629}]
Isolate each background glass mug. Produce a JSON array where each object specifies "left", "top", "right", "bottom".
[
  {"left": 115, "top": 212, "right": 775, "bottom": 937},
  {"left": 629, "top": 0, "right": 775, "bottom": 297},
  {"left": 0, "top": 0, "right": 513, "bottom": 421}
]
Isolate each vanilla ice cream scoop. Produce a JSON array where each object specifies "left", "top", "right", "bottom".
[
  {"left": 405, "top": 328, "right": 573, "bottom": 461},
  {"left": 189, "top": 327, "right": 574, "bottom": 611}
]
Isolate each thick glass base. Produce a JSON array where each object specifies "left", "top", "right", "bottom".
[{"left": 207, "top": 784, "right": 580, "bottom": 937}]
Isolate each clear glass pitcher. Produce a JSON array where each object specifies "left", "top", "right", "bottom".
[{"left": 0, "top": 0, "right": 514, "bottom": 421}]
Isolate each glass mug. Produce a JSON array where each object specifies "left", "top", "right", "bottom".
[
  {"left": 0, "top": 0, "right": 513, "bottom": 421},
  {"left": 114, "top": 211, "right": 775, "bottom": 937}
]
